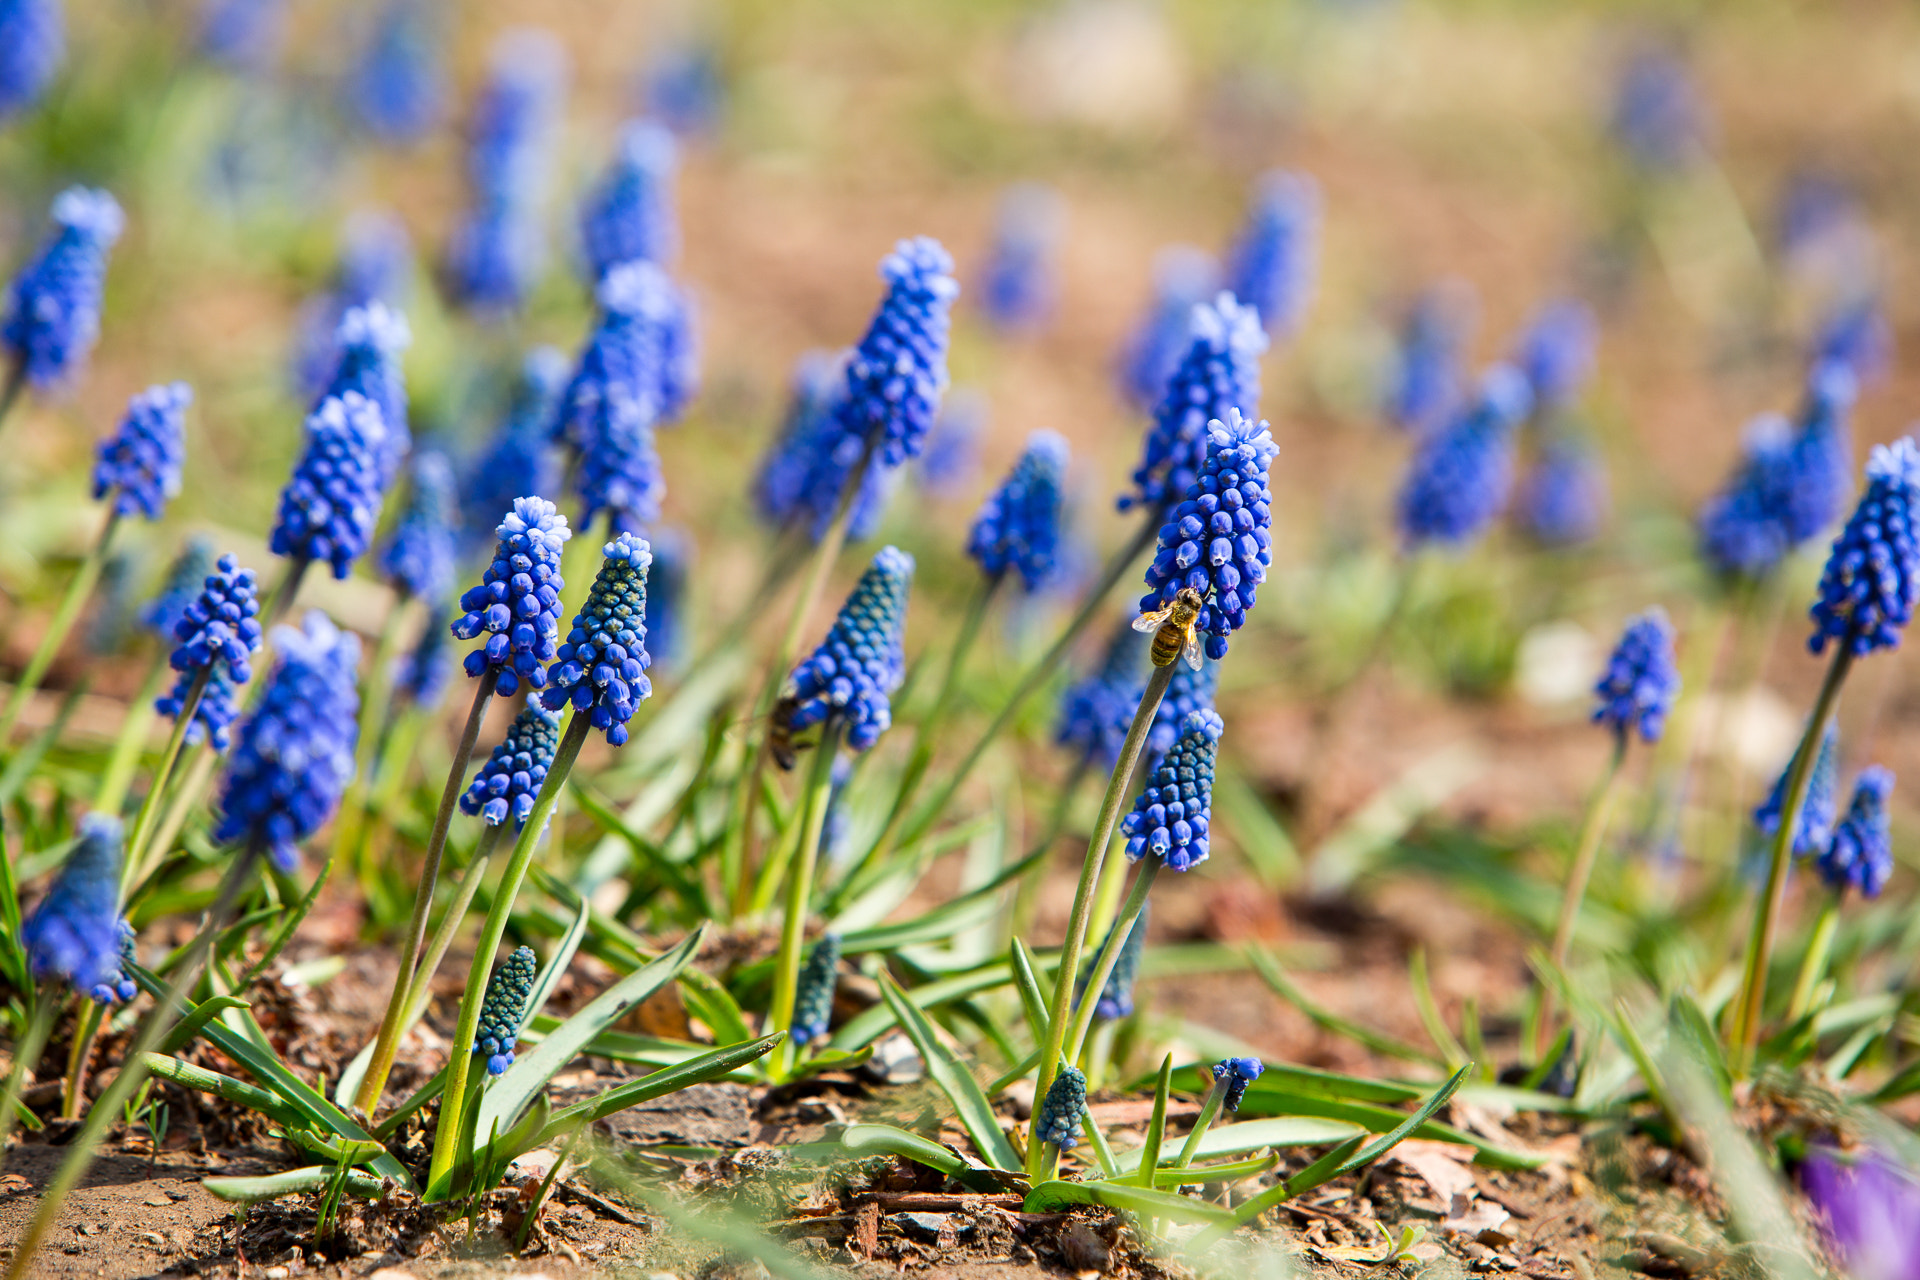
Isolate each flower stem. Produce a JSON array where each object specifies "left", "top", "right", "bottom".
[
  {"left": 135, "top": 744, "right": 216, "bottom": 888},
  {"left": 1731, "top": 644, "right": 1853, "bottom": 1072},
  {"left": 1066, "top": 856, "right": 1161, "bottom": 1064},
  {"left": 0, "top": 998, "right": 57, "bottom": 1159},
  {"left": 399, "top": 824, "right": 510, "bottom": 1034},
  {"left": 121, "top": 666, "right": 210, "bottom": 894},
  {"left": 0, "top": 359, "right": 25, "bottom": 439},
  {"left": 1173, "top": 1076, "right": 1226, "bottom": 1169},
  {"left": 92, "top": 652, "right": 170, "bottom": 818},
  {"left": 60, "top": 999, "right": 107, "bottom": 1121},
  {"left": 428, "top": 711, "right": 590, "bottom": 1199},
  {"left": 1027, "top": 660, "right": 1175, "bottom": 1183},
  {"left": 1787, "top": 896, "right": 1843, "bottom": 1025},
  {"left": 0, "top": 508, "right": 122, "bottom": 746},
  {"left": 769, "top": 720, "right": 845, "bottom": 1079},
  {"left": 355, "top": 668, "right": 499, "bottom": 1117},
  {"left": 1537, "top": 734, "right": 1627, "bottom": 1060}
]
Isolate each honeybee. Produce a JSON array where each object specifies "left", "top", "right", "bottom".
[
  {"left": 1132, "top": 586, "right": 1205, "bottom": 671},
  {"left": 768, "top": 693, "right": 803, "bottom": 771}
]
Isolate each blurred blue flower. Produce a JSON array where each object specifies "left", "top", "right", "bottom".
[
  {"left": 541, "top": 532, "right": 653, "bottom": 747},
  {"left": 1778, "top": 362, "right": 1857, "bottom": 547},
  {"left": 349, "top": 0, "right": 444, "bottom": 142},
  {"left": 165, "top": 552, "right": 262, "bottom": 687},
  {"left": 1117, "top": 246, "right": 1217, "bottom": 412},
  {"left": 93, "top": 382, "right": 190, "bottom": 521},
  {"left": 1384, "top": 283, "right": 1473, "bottom": 435},
  {"left": 1121, "top": 708, "right": 1223, "bottom": 871},
  {"left": 213, "top": 612, "right": 361, "bottom": 872},
  {"left": 1592, "top": 609, "right": 1679, "bottom": 744},
  {"left": 644, "top": 526, "right": 689, "bottom": 668},
  {"left": 315, "top": 302, "right": 411, "bottom": 485},
  {"left": 1800, "top": 1145, "right": 1920, "bottom": 1280},
  {"left": 475, "top": 944, "right": 535, "bottom": 1075},
  {"left": 379, "top": 449, "right": 458, "bottom": 602},
  {"left": 140, "top": 537, "right": 216, "bottom": 640},
  {"left": 829, "top": 238, "right": 958, "bottom": 471},
  {"left": 580, "top": 120, "right": 679, "bottom": 279},
  {"left": 1756, "top": 725, "right": 1839, "bottom": 859},
  {"left": 792, "top": 933, "right": 840, "bottom": 1046},
  {"left": 1611, "top": 43, "right": 1709, "bottom": 173},
  {"left": 1395, "top": 365, "right": 1531, "bottom": 550},
  {"left": 978, "top": 183, "right": 1062, "bottom": 335},
  {"left": 465, "top": 346, "right": 566, "bottom": 547},
  {"left": 968, "top": 431, "right": 1069, "bottom": 591},
  {"left": 3, "top": 186, "right": 124, "bottom": 389},
  {"left": 395, "top": 604, "right": 453, "bottom": 710},
  {"left": 753, "top": 350, "right": 894, "bottom": 542},
  {"left": 1810, "top": 437, "right": 1920, "bottom": 658},
  {"left": 453, "top": 496, "right": 571, "bottom": 698},
  {"left": 22, "top": 815, "right": 126, "bottom": 999},
  {"left": 158, "top": 667, "right": 239, "bottom": 751},
  {"left": 294, "top": 212, "right": 413, "bottom": 398},
  {"left": 1518, "top": 437, "right": 1607, "bottom": 546},
  {"left": 1515, "top": 299, "right": 1596, "bottom": 414},
  {"left": 1139, "top": 409, "right": 1278, "bottom": 661},
  {"left": 1120, "top": 292, "right": 1265, "bottom": 520},
  {"left": 643, "top": 44, "right": 722, "bottom": 139},
  {"left": 777, "top": 545, "right": 913, "bottom": 756},
  {"left": 1148, "top": 657, "right": 1218, "bottom": 761},
  {"left": 1698, "top": 415, "right": 1794, "bottom": 580},
  {"left": 1225, "top": 170, "right": 1319, "bottom": 340},
  {"left": 92, "top": 921, "right": 137, "bottom": 1005},
  {"left": 461, "top": 702, "right": 561, "bottom": 829},
  {"left": 1820, "top": 766, "right": 1893, "bottom": 898},
  {"left": 1056, "top": 622, "right": 1148, "bottom": 772},
  {"left": 1213, "top": 1056, "right": 1264, "bottom": 1111},
  {"left": 1075, "top": 905, "right": 1147, "bottom": 1021},
  {"left": 1035, "top": 1065, "right": 1087, "bottom": 1150},
  {"left": 269, "top": 392, "right": 389, "bottom": 580},
  {"left": 1774, "top": 169, "right": 1856, "bottom": 267},
  {"left": 0, "top": 0, "right": 62, "bottom": 118},
  {"left": 1813, "top": 295, "right": 1891, "bottom": 389},
  {"left": 915, "top": 387, "right": 984, "bottom": 498},
  {"left": 821, "top": 756, "right": 855, "bottom": 862},
  {"left": 197, "top": 0, "right": 284, "bottom": 73}
]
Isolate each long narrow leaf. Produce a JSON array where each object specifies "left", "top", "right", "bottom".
[
  {"left": 533, "top": 1034, "right": 783, "bottom": 1147},
  {"left": 1009, "top": 940, "right": 1049, "bottom": 1042},
  {"left": 1132, "top": 1056, "right": 1174, "bottom": 1188},
  {"left": 838, "top": 1123, "right": 1021, "bottom": 1194},
  {"left": 1149, "top": 1151, "right": 1280, "bottom": 1187},
  {"left": 878, "top": 974, "right": 1021, "bottom": 1172},
  {"left": 205, "top": 1166, "right": 385, "bottom": 1204},
  {"left": 1024, "top": 1178, "right": 1235, "bottom": 1224},
  {"left": 140, "top": 1053, "right": 306, "bottom": 1128},
  {"left": 1107, "top": 1117, "right": 1359, "bottom": 1174}
]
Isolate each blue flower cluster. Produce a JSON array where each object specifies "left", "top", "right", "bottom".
[
  {"left": 379, "top": 449, "right": 458, "bottom": 603},
  {"left": 542, "top": 533, "right": 653, "bottom": 747},
  {"left": 1035, "top": 1065, "right": 1088, "bottom": 1150},
  {"left": 475, "top": 944, "right": 536, "bottom": 1075},
  {"left": 269, "top": 391, "right": 389, "bottom": 579},
  {"left": 978, "top": 183, "right": 1061, "bottom": 334},
  {"left": 140, "top": 537, "right": 215, "bottom": 639},
  {"left": 212, "top": 612, "right": 361, "bottom": 872},
  {"left": 1812, "top": 296, "right": 1890, "bottom": 389},
  {"left": 1809, "top": 437, "right": 1920, "bottom": 658},
  {"left": 315, "top": 302, "right": 411, "bottom": 484},
  {"left": 465, "top": 346, "right": 566, "bottom": 547},
  {"left": 1226, "top": 170, "right": 1319, "bottom": 340},
  {"left": 22, "top": 815, "right": 127, "bottom": 1000},
  {"left": 1139, "top": 409, "right": 1278, "bottom": 661},
  {"left": 791, "top": 933, "right": 841, "bottom": 1046},
  {"left": 1756, "top": 725, "right": 1839, "bottom": 858},
  {"left": 93, "top": 382, "right": 190, "bottom": 521},
  {"left": 777, "top": 545, "right": 914, "bottom": 755},
  {"left": 1118, "top": 246, "right": 1217, "bottom": 412},
  {"left": 753, "top": 350, "right": 893, "bottom": 542},
  {"left": 643, "top": 44, "right": 722, "bottom": 138},
  {"left": 1148, "top": 658, "right": 1218, "bottom": 760},
  {"left": 3, "top": 186, "right": 124, "bottom": 388},
  {"left": 1819, "top": 766, "right": 1893, "bottom": 898},
  {"left": 164, "top": 552, "right": 262, "bottom": 685},
  {"left": 580, "top": 119, "right": 679, "bottom": 279},
  {"left": 453, "top": 496, "right": 571, "bottom": 697},
  {"left": 349, "top": 0, "right": 444, "bottom": 143},
  {"left": 395, "top": 605, "right": 453, "bottom": 710},
  {"left": 1121, "top": 709, "right": 1223, "bottom": 871},
  {"left": 295, "top": 212, "right": 412, "bottom": 397},
  {"left": 1120, "top": 291, "right": 1265, "bottom": 519},
  {"left": 966, "top": 431, "right": 1069, "bottom": 591},
  {"left": 1385, "top": 283, "right": 1473, "bottom": 435},
  {"left": 1213, "top": 1056, "right": 1264, "bottom": 1112},
  {"left": 445, "top": 31, "right": 565, "bottom": 311},
  {"left": 1592, "top": 609, "right": 1679, "bottom": 744},
  {"left": 0, "top": 0, "right": 63, "bottom": 118},
  {"left": 1056, "top": 623, "right": 1148, "bottom": 772},
  {"left": 1515, "top": 300, "right": 1596, "bottom": 414},
  {"left": 160, "top": 668, "right": 240, "bottom": 751},
  {"left": 1611, "top": 43, "right": 1708, "bottom": 173},
  {"left": 829, "top": 238, "right": 959, "bottom": 470},
  {"left": 915, "top": 388, "right": 983, "bottom": 498},
  {"left": 1396, "top": 365, "right": 1532, "bottom": 549},
  {"left": 462, "top": 703, "right": 562, "bottom": 830},
  {"left": 1518, "top": 438, "right": 1607, "bottom": 546}
]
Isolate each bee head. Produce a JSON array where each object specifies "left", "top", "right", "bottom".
[{"left": 1174, "top": 586, "right": 1205, "bottom": 613}]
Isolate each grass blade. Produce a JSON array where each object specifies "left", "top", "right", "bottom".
[
  {"left": 877, "top": 973, "right": 1021, "bottom": 1172},
  {"left": 839, "top": 1122, "right": 1023, "bottom": 1193}
]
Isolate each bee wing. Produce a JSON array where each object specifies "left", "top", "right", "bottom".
[
  {"left": 1131, "top": 608, "right": 1169, "bottom": 634},
  {"left": 1182, "top": 631, "right": 1203, "bottom": 670}
]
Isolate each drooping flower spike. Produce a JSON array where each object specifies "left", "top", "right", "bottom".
[
  {"left": 1139, "top": 408, "right": 1277, "bottom": 661},
  {"left": 315, "top": 302, "right": 411, "bottom": 484},
  {"left": 978, "top": 183, "right": 1062, "bottom": 335},
  {"left": 791, "top": 933, "right": 841, "bottom": 1046},
  {"left": 580, "top": 119, "right": 679, "bottom": 279},
  {"left": 967, "top": 431, "right": 1069, "bottom": 592},
  {"left": 541, "top": 533, "right": 653, "bottom": 747},
  {"left": 452, "top": 496, "right": 571, "bottom": 697},
  {"left": 1120, "top": 291, "right": 1265, "bottom": 520},
  {"left": 212, "top": 611, "right": 361, "bottom": 872},
  {"left": 269, "top": 391, "right": 388, "bottom": 580},
  {"left": 379, "top": 449, "right": 458, "bottom": 603},
  {"left": 1121, "top": 709, "right": 1223, "bottom": 872},
  {"left": 1395, "top": 364, "right": 1532, "bottom": 550},
  {"left": 1384, "top": 282, "right": 1474, "bottom": 436},
  {"left": 827, "top": 237, "right": 959, "bottom": 471},
  {"left": 93, "top": 382, "right": 190, "bottom": 521},
  {"left": 753, "top": 350, "right": 893, "bottom": 543},
  {"left": 1035, "top": 1065, "right": 1088, "bottom": 1150},
  {"left": 21, "top": 815, "right": 128, "bottom": 1000},
  {"left": 1056, "top": 622, "right": 1148, "bottom": 772},
  {"left": 348, "top": 0, "right": 445, "bottom": 143},
  {"left": 775, "top": 545, "right": 914, "bottom": 758},
  {"left": 1517, "top": 437, "right": 1607, "bottom": 546},
  {"left": 0, "top": 0, "right": 63, "bottom": 118},
  {"left": 3, "top": 186, "right": 124, "bottom": 389},
  {"left": 1819, "top": 766, "right": 1894, "bottom": 898},
  {"left": 1514, "top": 299, "right": 1597, "bottom": 414},
  {"left": 1225, "top": 169, "right": 1319, "bottom": 340},
  {"left": 1809, "top": 437, "right": 1920, "bottom": 658},
  {"left": 394, "top": 604, "right": 454, "bottom": 710},
  {"left": 1592, "top": 609, "right": 1680, "bottom": 745},
  {"left": 295, "top": 212, "right": 413, "bottom": 397},
  {"left": 141, "top": 537, "right": 216, "bottom": 640},
  {"left": 465, "top": 346, "right": 566, "bottom": 547},
  {"left": 1214, "top": 1056, "right": 1264, "bottom": 1112},
  {"left": 474, "top": 945, "right": 536, "bottom": 1075},
  {"left": 1118, "top": 246, "right": 1218, "bottom": 413},
  {"left": 1756, "top": 725, "right": 1840, "bottom": 859}
]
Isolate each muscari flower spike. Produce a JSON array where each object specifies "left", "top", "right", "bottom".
[
  {"left": 1118, "top": 246, "right": 1218, "bottom": 412},
  {"left": 1148, "top": 657, "right": 1218, "bottom": 761},
  {"left": 967, "top": 431, "right": 1069, "bottom": 592},
  {"left": 466, "top": 347, "right": 566, "bottom": 547},
  {"left": 1820, "top": 766, "right": 1894, "bottom": 898},
  {"left": 978, "top": 183, "right": 1062, "bottom": 335},
  {"left": 1756, "top": 725, "right": 1840, "bottom": 859},
  {"left": 1801, "top": 1145, "right": 1920, "bottom": 1280},
  {"left": 395, "top": 604, "right": 454, "bottom": 710},
  {"left": 475, "top": 944, "right": 537, "bottom": 1075},
  {"left": 777, "top": 545, "right": 914, "bottom": 756},
  {"left": 1036, "top": 1065, "right": 1088, "bottom": 1150},
  {"left": 1139, "top": 408, "right": 1278, "bottom": 661},
  {"left": 1779, "top": 362, "right": 1857, "bottom": 548},
  {"left": 1120, "top": 291, "right": 1265, "bottom": 520},
  {"left": 1518, "top": 437, "right": 1607, "bottom": 546},
  {"left": 22, "top": 814, "right": 128, "bottom": 1000},
  {"left": 1515, "top": 300, "right": 1597, "bottom": 414},
  {"left": 791, "top": 933, "right": 840, "bottom": 1046},
  {"left": 1592, "top": 608, "right": 1680, "bottom": 745},
  {"left": 915, "top": 388, "right": 983, "bottom": 499},
  {"left": 316, "top": 302, "right": 411, "bottom": 485},
  {"left": 1611, "top": 43, "right": 1709, "bottom": 173},
  {"left": 1075, "top": 905, "right": 1148, "bottom": 1021},
  {"left": 0, "top": 0, "right": 63, "bottom": 118},
  {"left": 295, "top": 212, "right": 412, "bottom": 397},
  {"left": 3, "top": 186, "right": 124, "bottom": 389},
  {"left": 1056, "top": 622, "right": 1149, "bottom": 772},
  {"left": 1810, "top": 437, "right": 1920, "bottom": 658},
  {"left": 580, "top": 119, "right": 679, "bottom": 279},
  {"left": 1214, "top": 1056, "right": 1264, "bottom": 1112},
  {"left": 453, "top": 496, "right": 571, "bottom": 697},
  {"left": 159, "top": 667, "right": 240, "bottom": 752},
  {"left": 1395, "top": 364, "right": 1532, "bottom": 550},
  {"left": 753, "top": 350, "right": 893, "bottom": 543},
  {"left": 93, "top": 382, "right": 190, "bottom": 521},
  {"left": 1385, "top": 283, "right": 1474, "bottom": 436},
  {"left": 829, "top": 237, "right": 958, "bottom": 471},
  {"left": 164, "top": 552, "right": 262, "bottom": 687},
  {"left": 140, "top": 537, "right": 216, "bottom": 639},
  {"left": 1225, "top": 170, "right": 1319, "bottom": 340},
  {"left": 1121, "top": 709, "right": 1223, "bottom": 872},
  {"left": 644, "top": 44, "right": 722, "bottom": 138},
  {"left": 1698, "top": 415, "right": 1796, "bottom": 580},
  {"left": 212, "top": 612, "right": 361, "bottom": 872},
  {"left": 462, "top": 702, "right": 562, "bottom": 830},
  {"left": 349, "top": 0, "right": 445, "bottom": 143},
  {"left": 269, "top": 391, "right": 389, "bottom": 580},
  {"left": 379, "top": 449, "right": 458, "bottom": 602},
  {"left": 92, "top": 921, "right": 138, "bottom": 1006},
  {"left": 541, "top": 533, "right": 653, "bottom": 747}
]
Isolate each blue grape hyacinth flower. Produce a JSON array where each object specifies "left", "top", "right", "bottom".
[
  {"left": 828, "top": 238, "right": 958, "bottom": 471},
  {"left": 158, "top": 667, "right": 239, "bottom": 751},
  {"left": 1819, "top": 766, "right": 1893, "bottom": 898},
  {"left": 1056, "top": 622, "right": 1148, "bottom": 772},
  {"left": 1121, "top": 709, "right": 1223, "bottom": 872},
  {"left": 580, "top": 120, "right": 679, "bottom": 279},
  {"left": 3, "top": 186, "right": 124, "bottom": 390},
  {"left": 967, "top": 431, "right": 1069, "bottom": 591},
  {"left": 1384, "top": 282, "right": 1474, "bottom": 436},
  {"left": 1035, "top": 1065, "right": 1088, "bottom": 1150},
  {"left": 1757, "top": 725, "right": 1840, "bottom": 859},
  {"left": 1778, "top": 362, "right": 1857, "bottom": 548},
  {"left": 643, "top": 44, "right": 722, "bottom": 139},
  {"left": 269, "top": 391, "right": 389, "bottom": 580},
  {"left": 1139, "top": 409, "right": 1278, "bottom": 661},
  {"left": 776, "top": 545, "right": 914, "bottom": 757},
  {"left": 1121, "top": 292, "right": 1265, "bottom": 520},
  {"left": 379, "top": 449, "right": 458, "bottom": 603},
  {"left": 542, "top": 533, "right": 653, "bottom": 747},
  {"left": 295, "top": 212, "right": 413, "bottom": 398},
  {"left": 0, "top": 0, "right": 63, "bottom": 118},
  {"left": 198, "top": 0, "right": 285, "bottom": 73},
  {"left": 22, "top": 814, "right": 128, "bottom": 1000},
  {"left": 753, "top": 350, "right": 894, "bottom": 543},
  {"left": 141, "top": 537, "right": 216, "bottom": 640},
  {"left": 474, "top": 945, "right": 536, "bottom": 1075},
  {"left": 978, "top": 183, "right": 1063, "bottom": 335},
  {"left": 1611, "top": 43, "right": 1709, "bottom": 174},
  {"left": 164, "top": 552, "right": 262, "bottom": 687},
  {"left": 349, "top": 0, "right": 445, "bottom": 143},
  {"left": 1800, "top": 1145, "right": 1920, "bottom": 1280},
  {"left": 212, "top": 612, "right": 361, "bottom": 872},
  {"left": 315, "top": 302, "right": 411, "bottom": 485},
  {"left": 1813, "top": 296, "right": 1891, "bottom": 389},
  {"left": 1214, "top": 1056, "right": 1264, "bottom": 1112},
  {"left": 1148, "top": 657, "right": 1218, "bottom": 762},
  {"left": 1396, "top": 365, "right": 1532, "bottom": 550},
  {"left": 1515, "top": 299, "right": 1597, "bottom": 414},
  {"left": 1593, "top": 609, "right": 1680, "bottom": 744},
  {"left": 915, "top": 388, "right": 984, "bottom": 498},
  {"left": 1698, "top": 415, "right": 1795, "bottom": 580},
  {"left": 1518, "top": 438, "right": 1607, "bottom": 547},
  {"left": 461, "top": 702, "right": 561, "bottom": 830},
  {"left": 465, "top": 347, "right": 566, "bottom": 548},
  {"left": 93, "top": 382, "right": 190, "bottom": 521},
  {"left": 1225, "top": 170, "right": 1319, "bottom": 340},
  {"left": 395, "top": 605, "right": 453, "bottom": 710},
  {"left": 452, "top": 496, "right": 571, "bottom": 698},
  {"left": 1810, "top": 437, "right": 1920, "bottom": 658},
  {"left": 1118, "top": 246, "right": 1218, "bottom": 412},
  {"left": 792, "top": 933, "right": 840, "bottom": 1046}
]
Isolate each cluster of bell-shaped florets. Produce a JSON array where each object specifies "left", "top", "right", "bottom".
[
  {"left": 1035, "top": 1065, "right": 1089, "bottom": 1150},
  {"left": 453, "top": 497, "right": 571, "bottom": 697},
  {"left": 776, "top": 545, "right": 914, "bottom": 756},
  {"left": 1225, "top": 169, "right": 1319, "bottom": 341},
  {"left": 792, "top": 933, "right": 841, "bottom": 1046},
  {"left": 753, "top": 349, "right": 894, "bottom": 543},
  {"left": 1820, "top": 766, "right": 1894, "bottom": 898},
  {"left": 580, "top": 119, "right": 679, "bottom": 279},
  {"left": 461, "top": 703, "right": 561, "bottom": 830},
  {"left": 2, "top": 186, "right": 124, "bottom": 388},
  {"left": 1121, "top": 709, "right": 1223, "bottom": 871},
  {"left": 1121, "top": 291, "right": 1265, "bottom": 520},
  {"left": 966, "top": 430, "right": 1069, "bottom": 591},
  {"left": 1810, "top": 437, "right": 1920, "bottom": 658},
  {"left": 1592, "top": 609, "right": 1680, "bottom": 745},
  {"left": 465, "top": 346, "right": 566, "bottom": 549},
  {"left": 1756, "top": 725, "right": 1840, "bottom": 858},
  {"left": 828, "top": 237, "right": 958, "bottom": 470},
  {"left": 270, "top": 391, "right": 389, "bottom": 579},
  {"left": 379, "top": 449, "right": 459, "bottom": 603},
  {"left": 1056, "top": 623, "right": 1148, "bottom": 772},
  {"left": 541, "top": 533, "right": 653, "bottom": 746},
  {"left": 1396, "top": 365, "right": 1532, "bottom": 550},
  {"left": 475, "top": 945, "right": 537, "bottom": 1075},
  {"left": 21, "top": 815, "right": 133, "bottom": 1002},
  {"left": 92, "top": 382, "right": 190, "bottom": 521},
  {"left": 315, "top": 301, "right": 411, "bottom": 484}
]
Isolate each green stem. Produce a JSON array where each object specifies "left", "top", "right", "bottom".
[
  {"left": 1787, "top": 896, "right": 1843, "bottom": 1024},
  {"left": 1537, "top": 735, "right": 1627, "bottom": 1060},
  {"left": 60, "top": 1000, "right": 107, "bottom": 1121},
  {"left": 1731, "top": 645, "right": 1853, "bottom": 1072},
  {"left": 0, "top": 509, "right": 122, "bottom": 745},
  {"left": 93, "top": 653, "right": 170, "bottom": 818},
  {"left": 428, "top": 712, "right": 590, "bottom": 1199},
  {"left": 0, "top": 999, "right": 57, "bottom": 1161},
  {"left": 263, "top": 556, "right": 313, "bottom": 630},
  {"left": 1085, "top": 750, "right": 1154, "bottom": 944},
  {"left": 1027, "top": 660, "right": 1175, "bottom": 1183},
  {"left": 134, "top": 744, "right": 215, "bottom": 889},
  {"left": 1066, "top": 856, "right": 1162, "bottom": 1064},
  {"left": 399, "top": 824, "right": 511, "bottom": 1037},
  {"left": 770, "top": 721, "right": 844, "bottom": 1079},
  {"left": 355, "top": 669, "right": 499, "bottom": 1117},
  {"left": 0, "top": 359, "right": 24, "bottom": 439},
  {"left": 1173, "top": 1078, "right": 1226, "bottom": 1170},
  {"left": 122, "top": 666, "right": 210, "bottom": 894}
]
